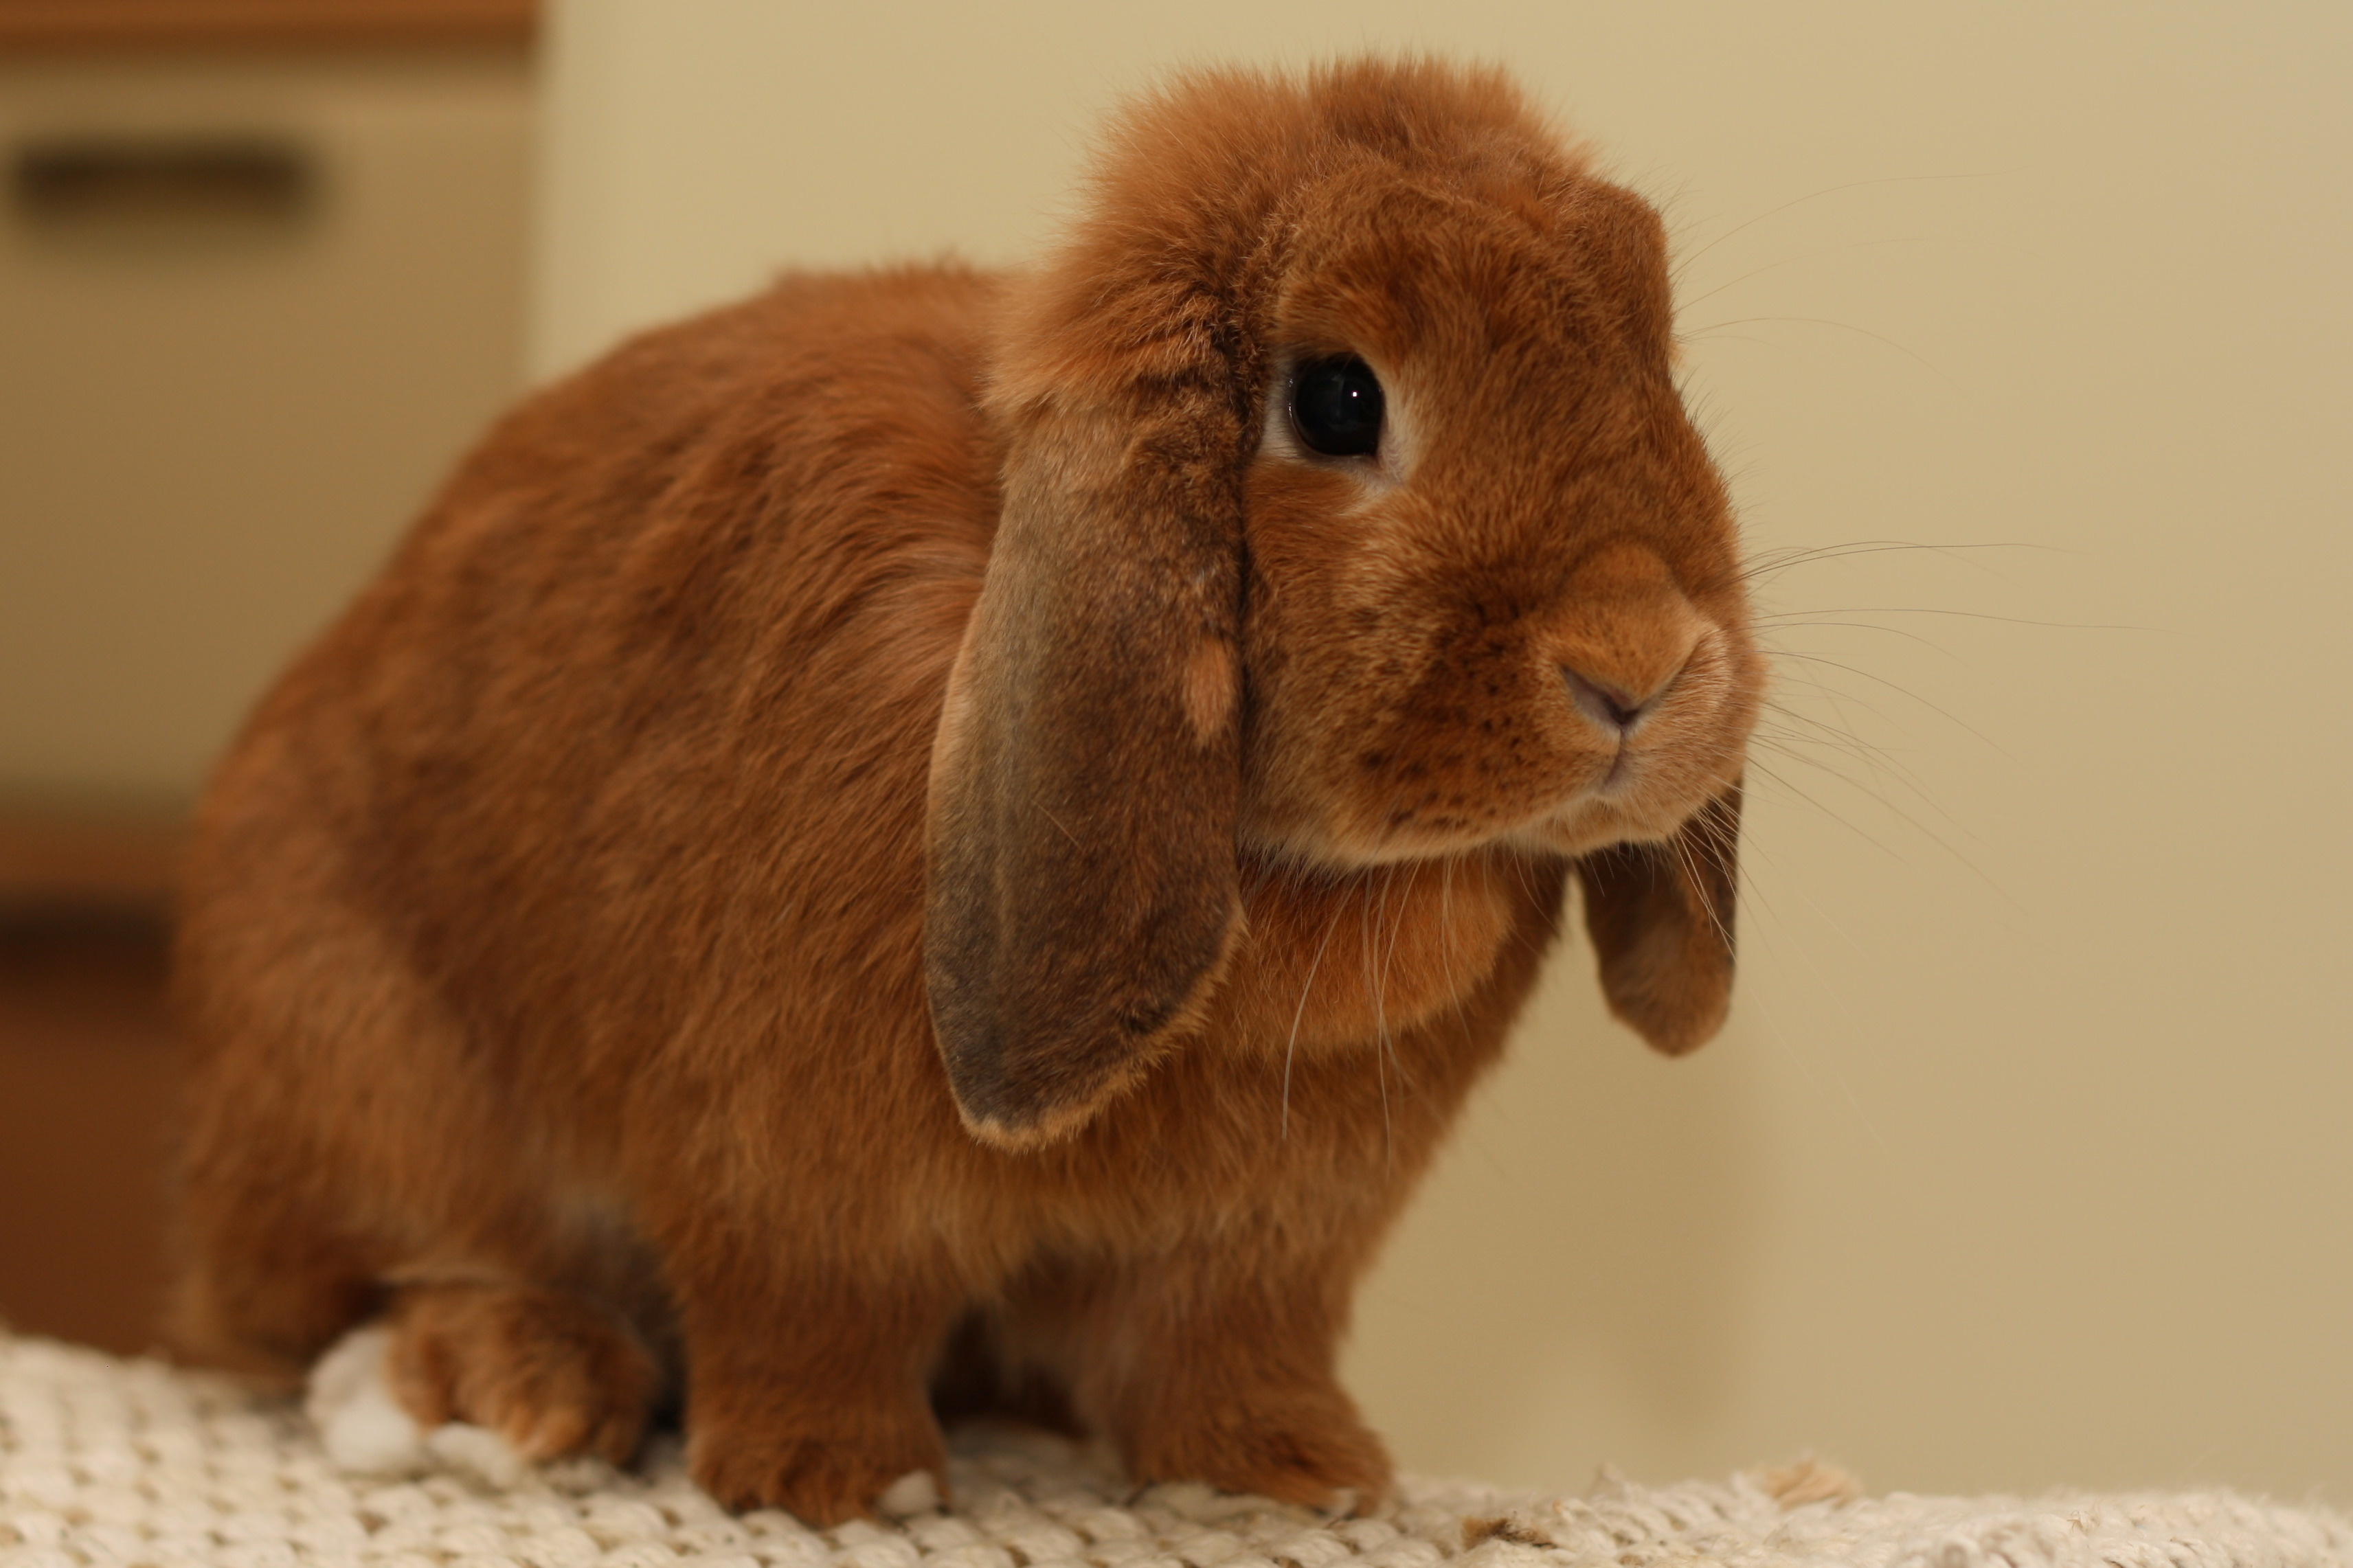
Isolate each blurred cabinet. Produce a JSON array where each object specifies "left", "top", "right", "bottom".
[
  {"left": 0, "top": 6, "right": 536, "bottom": 1355},
  {"left": 0, "top": 34, "right": 534, "bottom": 804}
]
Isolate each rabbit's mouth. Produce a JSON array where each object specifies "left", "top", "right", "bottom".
[
  {"left": 1522, "top": 734, "right": 1753, "bottom": 861},
  {"left": 1516, "top": 786, "right": 1698, "bottom": 860},
  {"left": 1594, "top": 746, "right": 1638, "bottom": 797}
]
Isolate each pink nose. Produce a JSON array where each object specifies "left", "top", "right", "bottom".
[{"left": 1563, "top": 666, "right": 1656, "bottom": 736}]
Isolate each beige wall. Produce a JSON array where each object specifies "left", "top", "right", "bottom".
[
  {"left": 0, "top": 46, "right": 532, "bottom": 802},
  {"left": 533, "top": 0, "right": 2350, "bottom": 1501}
]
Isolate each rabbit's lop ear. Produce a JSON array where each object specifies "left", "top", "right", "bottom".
[
  {"left": 1576, "top": 782, "right": 1742, "bottom": 1055},
  {"left": 923, "top": 245, "right": 1252, "bottom": 1150}
]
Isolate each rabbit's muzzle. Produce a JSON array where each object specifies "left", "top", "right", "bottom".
[{"left": 1238, "top": 532, "right": 1759, "bottom": 869}]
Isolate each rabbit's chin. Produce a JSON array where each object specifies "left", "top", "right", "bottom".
[
  {"left": 1507, "top": 794, "right": 1707, "bottom": 859},
  {"left": 1242, "top": 780, "right": 1719, "bottom": 872}
]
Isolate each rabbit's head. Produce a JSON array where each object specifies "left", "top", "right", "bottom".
[{"left": 927, "top": 60, "right": 1762, "bottom": 1148}]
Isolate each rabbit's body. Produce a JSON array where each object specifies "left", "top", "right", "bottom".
[{"left": 175, "top": 62, "right": 1761, "bottom": 1523}]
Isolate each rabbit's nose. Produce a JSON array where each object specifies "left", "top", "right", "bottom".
[{"left": 1562, "top": 666, "right": 1660, "bottom": 736}]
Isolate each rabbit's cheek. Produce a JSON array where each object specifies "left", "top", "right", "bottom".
[{"left": 1233, "top": 612, "right": 1606, "bottom": 865}]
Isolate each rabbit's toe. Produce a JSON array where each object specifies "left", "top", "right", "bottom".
[
  {"left": 385, "top": 1280, "right": 658, "bottom": 1465},
  {"left": 1131, "top": 1389, "right": 1393, "bottom": 1512},
  {"left": 688, "top": 1416, "right": 947, "bottom": 1523}
]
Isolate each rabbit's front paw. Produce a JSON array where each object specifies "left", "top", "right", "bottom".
[
  {"left": 689, "top": 1406, "right": 945, "bottom": 1523},
  {"left": 387, "top": 1281, "right": 657, "bottom": 1465},
  {"left": 1130, "top": 1387, "right": 1393, "bottom": 1511}
]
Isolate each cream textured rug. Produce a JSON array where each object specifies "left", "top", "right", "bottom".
[{"left": 2, "top": 1329, "right": 2346, "bottom": 1568}]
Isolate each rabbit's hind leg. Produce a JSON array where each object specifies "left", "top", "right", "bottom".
[
  {"left": 167, "top": 1210, "right": 379, "bottom": 1389},
  {"left": 384, "top": 1279, "right": 659, "bottom": 1465}
]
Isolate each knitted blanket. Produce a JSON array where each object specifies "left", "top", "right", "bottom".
[{"left": 1, "top": 1330, "right": 2345, "bottom": 1568}]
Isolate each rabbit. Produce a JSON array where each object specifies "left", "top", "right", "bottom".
[{"left": 169, "top": 57, "right": 1764, "bottom": 1525}]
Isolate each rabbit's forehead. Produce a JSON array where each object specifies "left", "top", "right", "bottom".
[{"left": 1272, "top": 171, "right": 1671, "bottom": 386}]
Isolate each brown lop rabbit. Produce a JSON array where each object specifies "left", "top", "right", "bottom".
[{"left": 172, "top": 59, "right": 1764, "bottom": 1523}]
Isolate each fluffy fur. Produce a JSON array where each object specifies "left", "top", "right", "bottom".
[{"left": 170, "top": 60, "right": 1764, "bottom": 1525}]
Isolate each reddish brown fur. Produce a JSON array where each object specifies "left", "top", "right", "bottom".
[
  {"left": 172, "top": 60, "right": 1761, "bottom": 1524},
  {"left": 386, "top": 1280, "right": 658, "bottom": 1464}
]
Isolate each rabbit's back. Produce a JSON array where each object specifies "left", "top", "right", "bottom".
[{"left": 172, "top": 266, "right": 1007, "bottom": 1371}]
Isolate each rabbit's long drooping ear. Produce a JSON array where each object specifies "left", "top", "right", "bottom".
[
  {"left": 923, "top": 222, "right": 1260, "bottom": 1149},
  {"left": 1576, "top": 782, "right": 1743, "bottom": 1055}
]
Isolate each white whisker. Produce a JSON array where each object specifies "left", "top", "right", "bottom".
[{"left": 1281, "top": 882, "right": 1342, "bottom": 1143}]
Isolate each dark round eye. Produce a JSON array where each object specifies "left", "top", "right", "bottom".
[{"left": 1289, "top": 354, "right": 1384, "bottom": 458}]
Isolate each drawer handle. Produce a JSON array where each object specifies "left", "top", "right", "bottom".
[{"left": 11, "top": 136, "right": 313, "bottom": 228}]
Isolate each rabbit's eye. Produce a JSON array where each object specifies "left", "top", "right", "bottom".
[{"left": 1290, "top": 356, "right": 1384, "bottom": 458}]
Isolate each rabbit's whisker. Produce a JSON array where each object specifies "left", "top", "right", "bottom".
[
  {"left": 1747, "top": 742, "right": 2012, "bottom": 907},
  {"left": 1439, "top": 856, "right": 1475, "bottom": 1027},
  {"left": 1751, "top": 729, "right": 1955, "bottom": 839},
  {"left": 1366, "top": 872, "right": 1394, "bottom": 1170},
  {"left": 1032, "top": 799, "right": 1083, "bottom": 849},
  {"left": 1758, "top": 617, "right": 1963, "bottom": 657},
  {"left": 1757, "top": 604, "right": 2159, "bottom": 634},
  {"left": 1280, "top": 889, "right": 1343, "bottom": 1144},
  {"left": 1683, "top": 315, "right": 1957, "bottom": 387},
  {"left": 1753, "top": 710, "right": 1935, "bottom": 802},
  {"left": 1760, "top": 648, "right": 2012, "bottom": 759},
  {"left": 1735, "top": 538, "right": 2045, "bottom": 589},
  {"left": 1759, "top": 716, "right": 1948, "bottom": 819},
  {"left": 1377, "top": 865, "right": 1417, "bottom": 1098},
  {"left": 1750, "top": 738, "right": 1929, "bottom": 846},
  {"left": 1666, "top": 165, "right": 2015, "bottom": 286},
  {"left": 1674, "top": 234, "right": 1941, "bottom": 313},
  {"left": 1757, "top": 668, "right": 1909, "bottom": 745},
  {"left": 1740, "top": 755, "right": 1909, "bottom": 863},
  {"left": 1666, "top": 828, "right": 1737, "bottom": 960}
]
